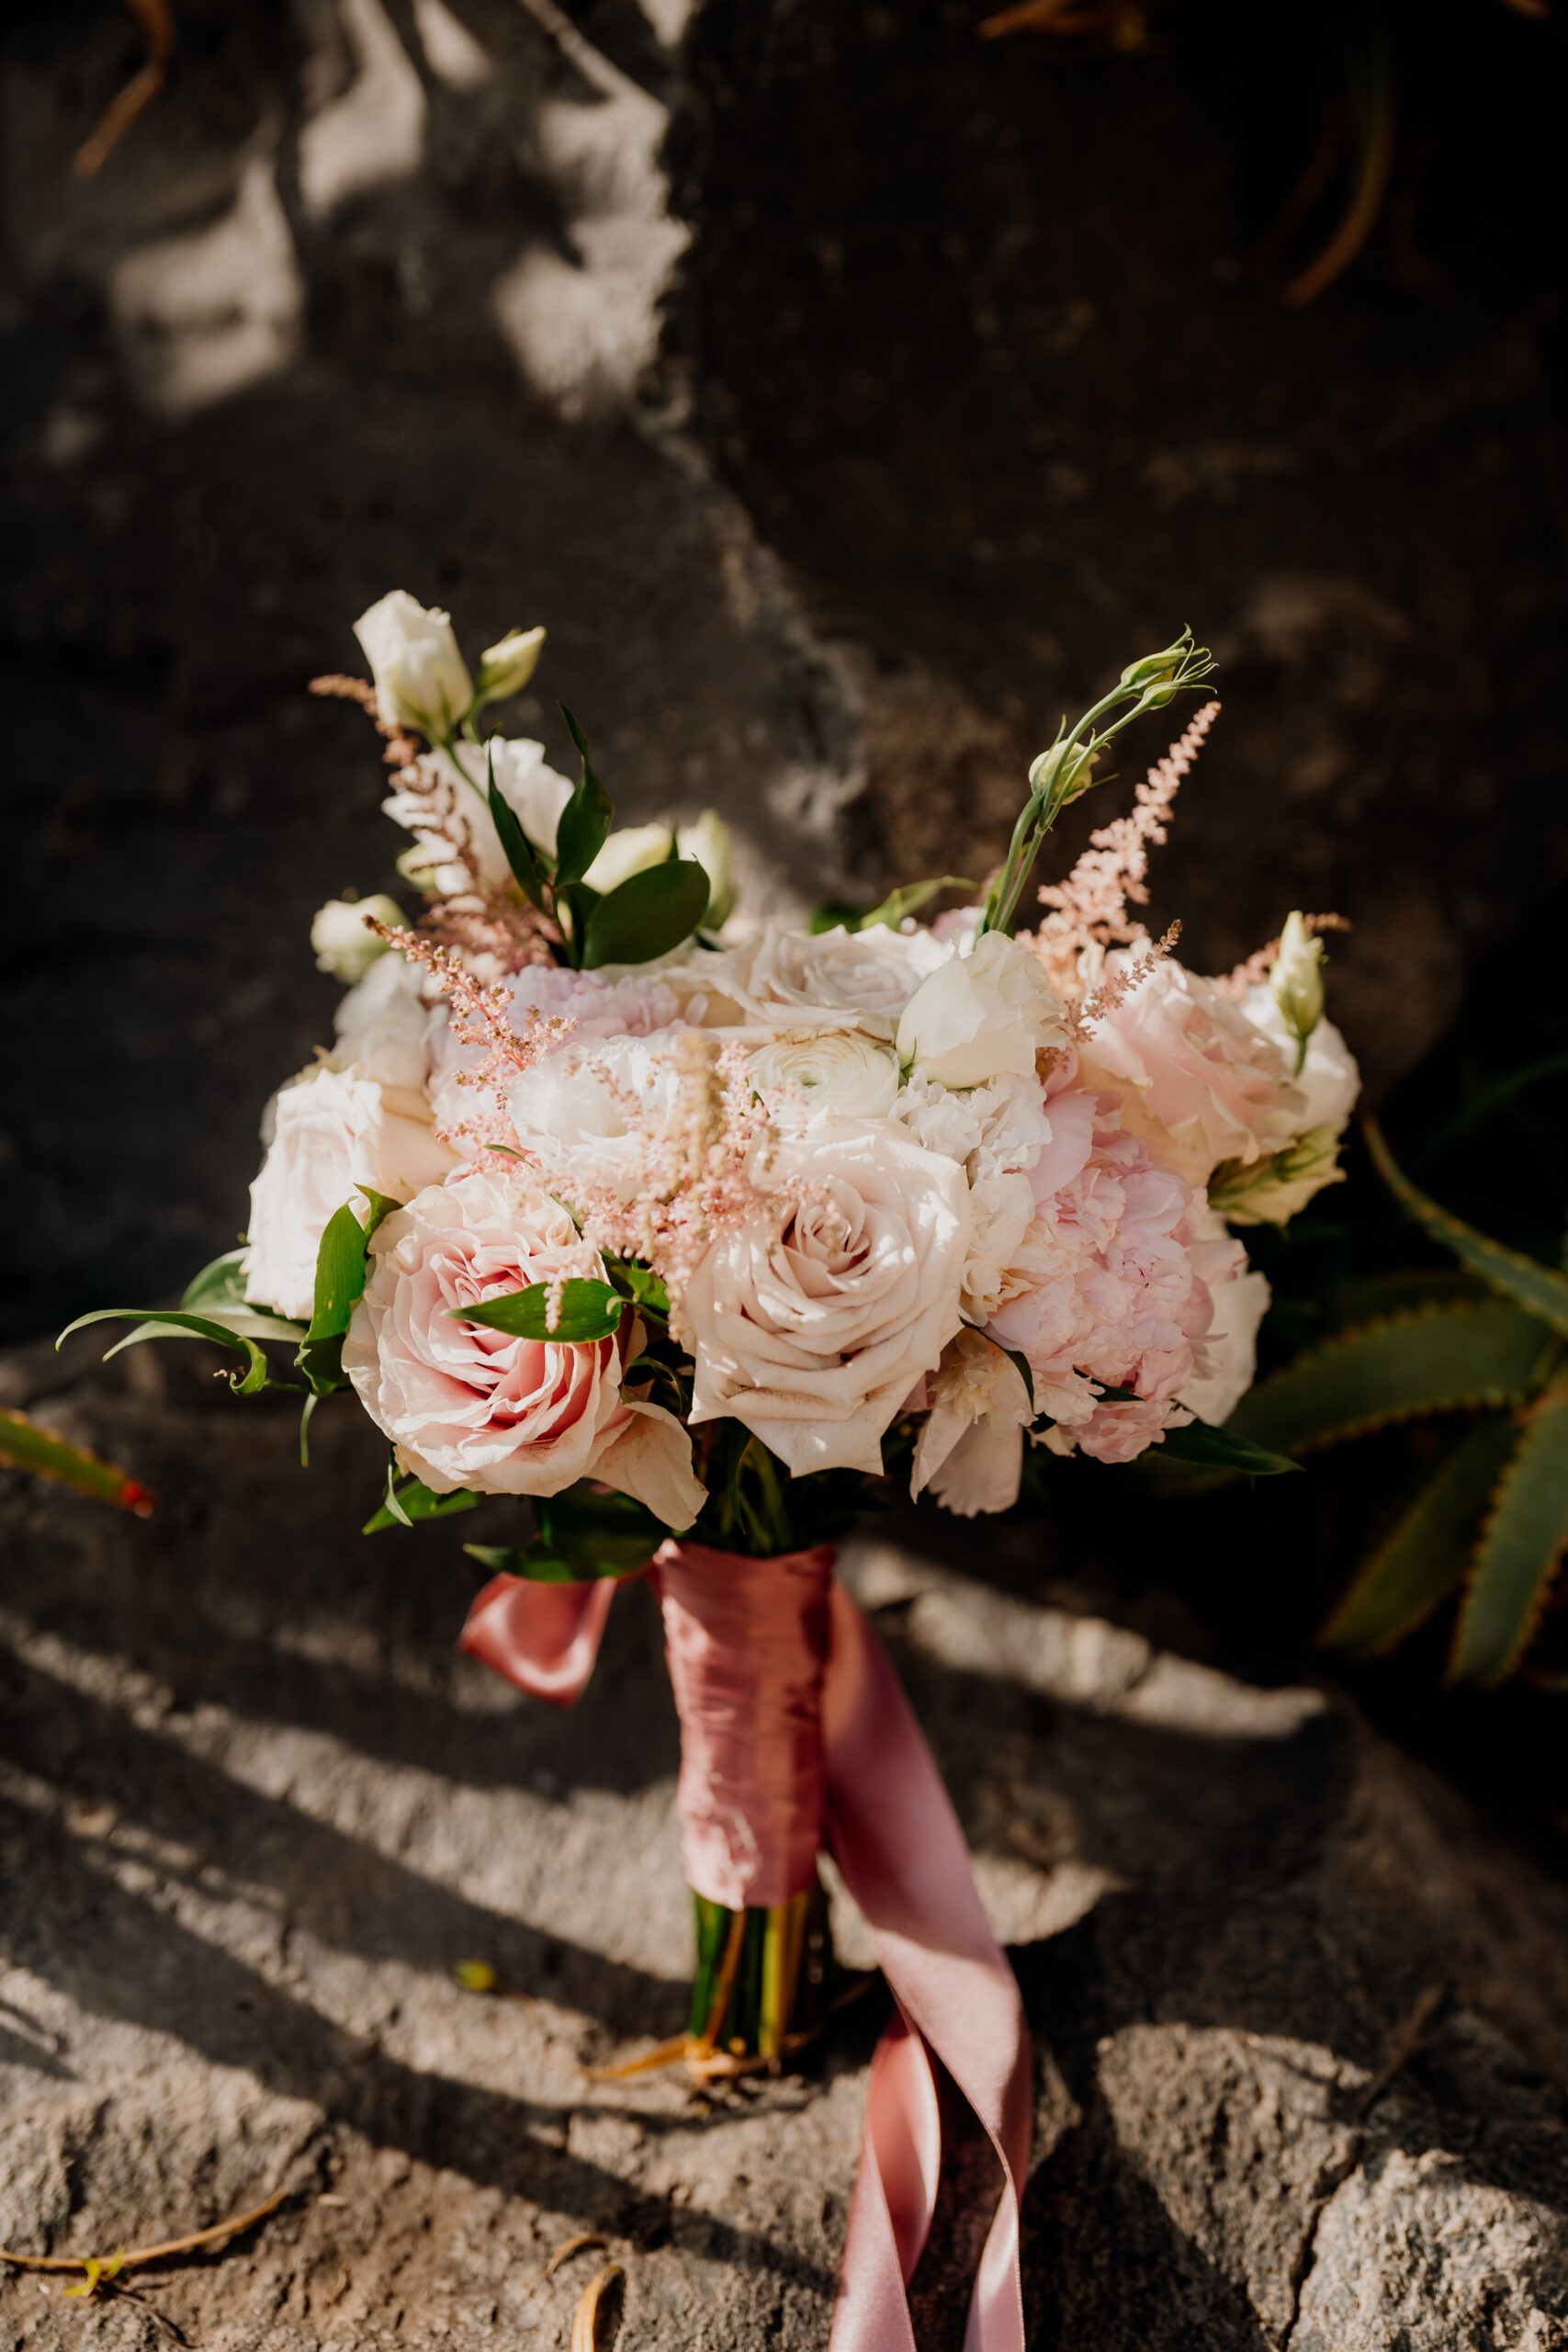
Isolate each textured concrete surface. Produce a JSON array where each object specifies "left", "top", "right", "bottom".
[{"left": 5, "top": 1338, "right": 1568, "bottom": 2348}]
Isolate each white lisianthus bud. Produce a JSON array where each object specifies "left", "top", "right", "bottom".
[
  {"left": 677, "top": 809, "right": 736, "bottom": 929},
  {"left": 1269, "top": 912, "right": 1325, "bottom": 1073},
  {"left": 897, "top": 930, "right": 1070, "bottom": 1089},
  {"left": 583, "top": 821, "right": 675, "bottom": 895},
  {"left": 1208, "top": 1125, "right": 1346, "bottom": 1227},
  {"left": 310, "top": 894, "right": 404, "bottom": 982},
  {"left": 474, "top": 626, "right": 545, "bottom": 706},
  {"left": 353, "top": 591, "right": 473, "bottom": 738}
]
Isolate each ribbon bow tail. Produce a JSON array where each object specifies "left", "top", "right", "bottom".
[{"left": 457, "top": 1571, "right": 619, "bottom": 1706}]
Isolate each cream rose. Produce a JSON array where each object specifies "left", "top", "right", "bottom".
[
  {"left": 684, "top": 1121, "right": 971, "bottom": 1475},
  {"left": 343, "top": 1169, "right": 705, "bottom": 1522},
  {"left": 733, "top": 920, "right": 947, "bottom": 1041},
  {"left": 243, "top": 1064, "right": 457, "bottom": 1319},
  {"left": 910, "top": 1329, "right": 1032, "bottom": 1516},
  {"left": 384, "top": 737, "right": 574, "bottom": 899},
  {"left": 896, "top": 930, "right": 1070, "bottom": 1089},
  {"left": 355, "top": 590, "right": 473, "bottom": 737},
  {"left": 1082, "top": 956, "right": 1303, "bottom": 1186},
  {"left": 748, "top": 1031, "right": 900, "bottom": 1124},
  {"left": 332, "top": 949, "right": 446, "bottom": 1095},
  {"left": 310, "top": 895, "right": 404, "bottom": 982}
]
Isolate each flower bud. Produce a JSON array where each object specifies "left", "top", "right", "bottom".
[
  {"left": 475, "top": 626, "right": 546, "bottom": 706},
  {"left": 1119, "top": 639, "right": 1186, "bottom": 691},
  {"left": 353, "top": 590, "right": 473, "bottom": 739},
  {"left": 676, "top": 809, "right": 736, "bottom": 928},
  {"left": 310, "top": 894, "right": 404, "bottom": 983},
  {"left": 1269, "top": 911, "right": 1325, "bottom": 1071},
  {"left": 582, "top": 821, "right": 675, "bottom": 896},
  {"left": 1208, "top": 1125, "right": 1345, "bottom": 1227}
]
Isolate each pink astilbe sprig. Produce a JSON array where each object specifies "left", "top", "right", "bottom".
[
  {"left": 309, "top": 673, "right": 422, "bottom": 770},
  {"left": 1211, "top": 912, "right": 1352, "bottom": 1001},
  {"left": 548, "top": 1031, "right": 821, "bottom": 1339},
  {"left": 1029, "top": 700, "right": 1220, "bottom": 998},
  {"left": 366, "top": 918, "right": 574, "bottom": 1159},
  {"left": 1072, "top": 921, "right": 1182, "bottom": 1036}
]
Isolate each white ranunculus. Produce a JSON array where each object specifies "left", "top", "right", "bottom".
[
  {"left": 735, "top": 920, "right": 948, "bottom": 1041},
  {"left": 243, "top": 1064, "right": 457, "bottom": 1320},
  {"left": 749, "top": 1031, "right": 899, "bottom": 1125},
  {"left": 897, "top": 930, "right": 1070, "bottom": 1089},
  {"left": 354, "top": 590, "right": 473, "bottom": 737},
  {"left": 677, "top": 810, "right": 735, "bottom": 928},
  {"left": 684, "top": 1119, "right": 971, "bottom": 1476},
  {"left": 1179, "top": 1208, "right": 1271, "bottom": 1427},
  {"left": 1243, "top": 987, "right": 1360, "bottom": 1138},
  {"left": 504, "top": 1035, "right": 682, "bottom": 1201},
  {"left": 332, "top": 948, "right": 445, "bottom": 1095},
  {"left": 582, "top": 822, "right": 675, "bottom": 896},
  {"left": 383, "top": 737, "right": 574, "bottom": 898},
  {"left": 343, "top": 1168, "right": 705, "bottom": 1521},
  {"left": 310, "top": 894, "right": 404, "bottom": 983},
  {"left": 910, "top": 1328, "right": 1032, "bottom": 1517}
]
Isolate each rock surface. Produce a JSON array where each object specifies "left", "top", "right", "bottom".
[{"left": 4, "top": 1340, "right": 1568, "bottom": 2349}]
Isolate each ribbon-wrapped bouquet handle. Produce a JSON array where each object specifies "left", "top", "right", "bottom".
[{"left": 459, "top": 1544, "right": 1031, "bottom": 2351}]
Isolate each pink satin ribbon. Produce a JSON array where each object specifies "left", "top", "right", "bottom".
[{"left": 457, "top": 1545, "right": 1031, "bottom": 2350}]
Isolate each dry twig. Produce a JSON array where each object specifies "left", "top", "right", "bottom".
[
  {"left": 570, "top": 2263, "right": 625, "bottom": 2352},
  {"left": 0, "top": 2185, "right": 291, "bottom": 2288},
  {"left": 73, "top": 0, "right": 176, "bottom": 179}
]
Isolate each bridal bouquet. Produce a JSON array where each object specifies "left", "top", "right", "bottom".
[{"left": 69, "top": 595, "right": 1359, "bottom": 2347}]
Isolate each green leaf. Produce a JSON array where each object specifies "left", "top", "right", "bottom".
[
  {"left": 56, "top": 1306, "right": 283, "bottom": 1396},
  {"left": 854, "top": 876, "right": 977, "bottom": 932},
  {"left": 1227, "top": 1302, "right": 1558, "bottom": 1456},
  {"left": 364, "top": 1471, "right": 480, "bottom": 1533},
  {"left": 581, "top": 858, "right": 711, "bottom": 970},
  {"left": 465, "top": 1486, "right": 664, "bottom": 1582},
  {"left": 553, "top": 706, "right": 615, "bottom": 886},
  {"left": 1450, "top": 1395, "right": 1568, "bottom": 1684},
  {"left": 297, "top": 1189, "right": 400, "bottom": 1393},
  {"left": 488, "top": 753, "right": 549, "bottom": 911},
  {"left": 450, "top": 1277, "right": 623, "bottom": 1343},
  {"left": 180, "top": 1247, "right": 251, "bottom": 1311},
  {"left": 1320, "top": 1412, "right": 1522, "bottom": 1658},
  {"left": 808, "top": 900, "right": 870, "bottom": 935},
  {"left": 1366, "top": 1116, "right": 1568, "bottom": 1340},
  {"left": 1157, "top": 1419, "right": 1300, "bottom": 1476},
  {"left": 606, "top": 1258, "right": 671, "bottom": 1322}
]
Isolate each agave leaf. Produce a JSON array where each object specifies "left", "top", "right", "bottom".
[
  {"left": 0, "top": 1406, "right": 155, "bottom": 1515},
  {"left": 1366, "top": 1116, "right": 1568, "bottom": 1340},
  {"left": 1227, "top": 1301, "right": 1556, "bottom": 1457},
  {"left": 1450, "top": 1394, "right": 1568, "bottom": 1685},
  {"left": 1320, "top": 1411, "right": 1519, "bottom": 1658}
]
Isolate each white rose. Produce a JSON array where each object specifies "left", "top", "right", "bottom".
[
  {"left": 310, "top": 895, "right": 403, "bottom": 983},
  {"left": 354, "top": 590, "right": 473, "bottom": 737},
  {"left": 384, "top": 737, "right": 573, "bottom": 899},
  {"left": 1179, "top": 1209, "right": 1271, "bottom": 1426},
  {"left": 748, "top": 1031, "right": 899, "bottom": 1125},
  {"left": 243, "top": 1064, "right": 457, "bottom": 1319},
  {"left": 734, "top": 920, "right": 948, "bottom": 1041},
  {"left": 343, "top": 1169, "right": 705, "bottom": 1523},
  {"left": 1243, "top": 986, "right": 1359, "bottom": 1138},
  {"left": 910, "top": 1328, "right": 1032, "bottom": 1517},
  {"left": 332, "top": 949, "right": 446, "bottom": 1096},
  {"left": 897, "top": 930, "right": 1070, "bottom": 1088},
  {"left": 582, "top": 821, "right": 676, "bottom": 896},
  {"left": 684, "top": 1120, "right": 971, "bottom": 1476}
]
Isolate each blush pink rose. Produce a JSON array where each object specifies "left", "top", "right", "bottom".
[
  {"left": 343, "top": 1168, "right": 704, "bottom": 1524},
  {"left": 1082, "top": 955, "right": 1303, "bottom": 1186}
]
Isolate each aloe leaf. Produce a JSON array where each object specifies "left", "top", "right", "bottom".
[
  {"left": 1158, "top": 1420, "right": 1299, "bottom": 1476},
  {"left": 453, "top": 1277, "right": 623, "bottom": 1343},
  {"left": 1227, "top": 1301, "right": 1557, "bottom": 1456},
  {"left": 1320, "top": 1412, "right": 1520, "bottom": 1657},
  {"left": 581, "top": 858, "right": 711, "bottom": 970},
  {"left": 1366, "top": 1116, "right": 1568, "bottom": 1340},
  {"left": 1450, "top": 1395, "right": 1568, "bottom": 1684},
  {"left": 553, "top": 706, "right": 615, "bottom": 886},
  {"left": 0, "top": 1406, "right": 155, "bottom": 1514}
]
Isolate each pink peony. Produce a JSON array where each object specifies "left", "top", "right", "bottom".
[
  {"left": 985, "top": 1086, "right": 1224, "bottom": 1464},
  {"left": 1082, "top": 955, "right": 1302, "bottom": 1187},
  {"left": 344, "top": 1168, "right": 705, "bottom": 1523}
]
